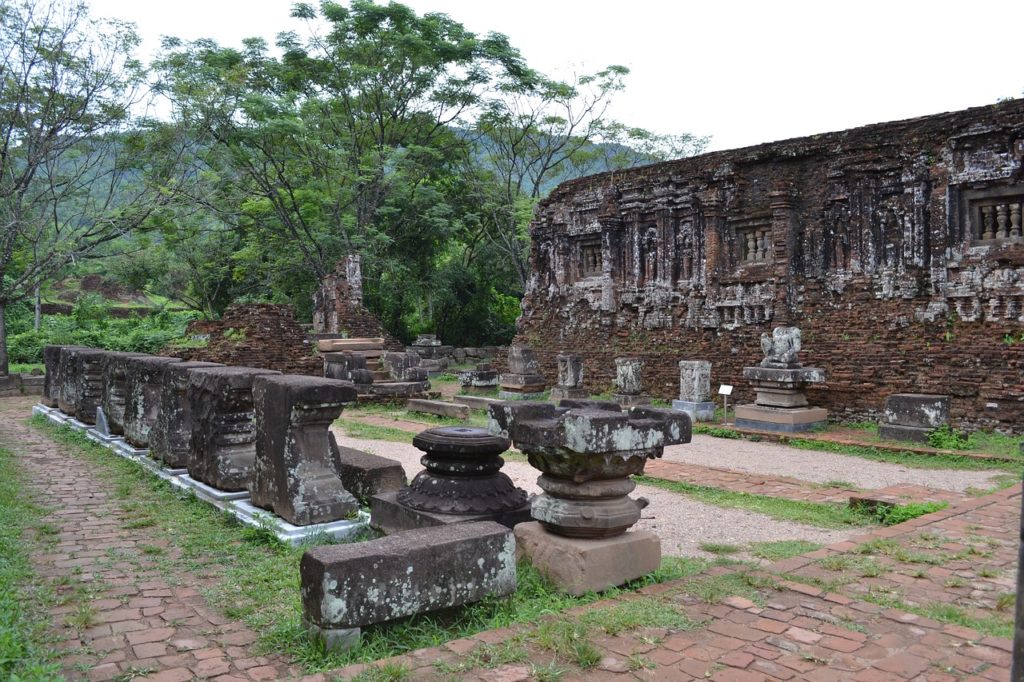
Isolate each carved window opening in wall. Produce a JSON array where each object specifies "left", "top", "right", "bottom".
[
  {"left": 580, "top": 241, "right": 602, "bottom": 278},
  {"left": 729, "top": 216, "right": 773, "bottom": 267},
  {"left": 961, "top": 186, "right": 1024, "bottom": 245}
]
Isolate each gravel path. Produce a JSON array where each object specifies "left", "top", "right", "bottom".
[
  {"left": 332, "top": 429, "right": 851, "bottom": 558},
  {"left": 661, "top": 436, "right": 1007, "bottom": 492}
]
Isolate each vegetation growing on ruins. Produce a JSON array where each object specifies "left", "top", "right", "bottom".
[{"left": 0, "top": 0, "right": 708, "bottom": 367}]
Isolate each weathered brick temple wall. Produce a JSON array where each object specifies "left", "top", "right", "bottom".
[
  {"left": 312, "top": 255, "right": 402, "bottom": 349},
  {"left": 513, "top": 100, "right": 1024, "bottom": 432},
  {"left": 165, "top": 304, "right": 321, "bottom": 375}
]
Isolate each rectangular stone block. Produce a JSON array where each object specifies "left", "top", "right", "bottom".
[
  {"left": 331, "top": 440, "right": 406, "bottom": 505},
  {"left": 678, "top": 360, "right": 711, "bottom": 402},
  {"left": 66, "top": 349, "right": 111, "bottom": 423},
  {"left": 453, "top": 395, "right": 503, "bottom": 411},
  {"left": 101, "top": 352, "right": 148, "bottom": 434},
  {"left": 250, "top": 375, "right": 359, "bottom": 526},
  {"left": 42, "top": 345, "right": 72, "bottom": 407},
  {"left": 499, "top": 373, "right": 546, "bottom": 389},
  {"left": 149, "top": 361, "right": 223, "bottom": 468},
  {"left": 406, "top": 398, "right": 469, "bottom": 420},
  {"left": 300, "top": 521, "right": 516, "bottom": 630},
  {"left": 514, "top": 521, "right": 660, "bottom": 596},
  {"left": 123, "top": 356, "right": 181, "bottom": 448},
  {"left": 0, "top": 373, "right": 22, "bottom": 397},
  {"left": 879, "top": 423, "right": 932, "bottom": 444},
  {"left": 754, "top": 386, "right": 808, "bottom": 408},
  {"left": 742, "top": 366, "right": 826, "bottom": 385},
  {"left": 186, "top": 366, "right": 281, "bottom": 492},
  {"left": 317, "top": 338, "right": 384, "bottom": 352},
  {"left": 883, "top": 394, "right": 950, "bottom": 429}
]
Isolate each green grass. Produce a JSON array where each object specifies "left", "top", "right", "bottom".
[
  {"left": 698, "top": 542, "right": 742, "bottom": 555},
  {"left": 635, "top": 476, "right": 878, "bottom": 529},
  {"left": 8, "top": 363, "right": 44, "bottom": 375},
  {"left": 749, "top": 540, "right": 823, "bottom": 561},
  {"left": 0, "top": 445, "right": 62, "bottom": 680},
  {"left": 29, "top": 416, "right": 710, "bottom": 672},
  {"left": 786, "top": 437, "right": 1024, "bottom": 471},
  {"left": 334, "top": 418, "right": 414, "bottom": 443}
]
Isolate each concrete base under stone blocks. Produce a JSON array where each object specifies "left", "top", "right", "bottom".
[
  {"left": 110, "top": 439, "right": 149, "bottom": 459},
  {"left": 173, "top": 474, "right": 250, "bottom": 503},
  {"left": 370, "top": 490, "right": 532, "bottom": 535},
  {"left": 514, "top": 521, "right": 661, "bottom": 596},
  {"left": 232, "top": 501, "right": 369, "bottom": 546},
  {"left": 672, "top": 400, "right": 716, "bottom": 422},
  {"left": 734, "top": 404, "right": 828, "bottom": 433}
]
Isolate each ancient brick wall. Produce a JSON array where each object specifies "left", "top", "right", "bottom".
[
  {"left": 164, "top": 304, "right": 321, "bottom": 376},
  {"left": 514, "top": 100, "right": 1024, "bottom": 433},
  {"left": 312, "top": 255, "right": 402, "bottom": 349}
]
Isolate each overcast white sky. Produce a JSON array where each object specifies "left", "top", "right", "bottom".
[{"left": 90, "top": 0, "right": 1024, "bottom": 152}]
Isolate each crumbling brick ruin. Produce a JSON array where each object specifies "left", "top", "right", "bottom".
[
  {"left": 514, "top": 100, "right": 1024, "bottom": 433},
  {"left": 312, "top": 255, "right": 402, "bottom": 349},
  {"left": 165, "top": 304, "right": 321, "bottom": 376}
]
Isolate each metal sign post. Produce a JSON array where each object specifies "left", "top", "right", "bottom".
[{"left": 718, "top": 384, "right": 733, "bottom": 425}]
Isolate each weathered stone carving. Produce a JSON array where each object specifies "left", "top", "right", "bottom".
[
  {"left": 760, "top": 327, "right": 802, "bottom": 368},
  {"left": 149, "top": 361, "right": 222, "bottom": 468},
  {"left": 381, "top": 351, "right": 427, "bottom": 382},
  {"left": 736, "top": 327, "right": 827, "bottom": 432},
  {"left": 249, "top": 375, "right": 359, "bottom": 525},
  {"left": 300, "top": 521, "right": 516, "bottom": 651},
  {"left": 186, "top": 366, "right": 281, "bottom": 492},
  {"left": 330, "top": 441, "right": 406, "bottom": 506},
  {"left": 498, "top": 346, "right": 546, "bottom": 400},
  {"left": 371, "top": 426, "right": 530, "bottom": 533},
  {"left": 42, "top": 345, "right": 74, "bottom": 407},
  {"left": 101, "top": 352, "right": 147, "bottom": 434},
  {"left": 54, "top": 347, "right": 108, "bottom": 421},
  {"left": 613, "top": 358, "right": 649, "bottom": 406},
  {"left": 879, "top": 394, "right": 950, "bottom": 443},
  {"left": 457, "top": 363, "right": 499, "bottom": 393},
  {"left": 489, "top": 400, "right": 690, "bottom": 538},
  {"left": 323, "top": 352, "right": 374, "bottom": 391},
  {"left": 399, "top": 427, "right": 527, "bottom": 514},
  {"left": 550, "top": 354, "right": 586, "bottom": 401},
  {"left": 673, "top": 360, "right": 715, "bottom": 421},
  {"left": 123, "top": 356, "right": 181, "bottom": 448},
  {"left": 515, "top": 101, "right": 1024, "bottom": 433}
]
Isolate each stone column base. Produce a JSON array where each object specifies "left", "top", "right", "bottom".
[
  {"left": 734, "top": 404, "right": 827, "bottom": 432},
  {"left": 370, "top": 491, "right": 532, "bottom": 535},
  {"left": 514, "top": 521, "right": 660, "bottom": 596},
  {"left": 671, "top": 400, "right": 715, "bottom": 421},
  {"left": 497, "top": 390, "right": 546, "bottom": 401},
  {"left": 550, "top": 387, "right": 587, "bottom": 401}
]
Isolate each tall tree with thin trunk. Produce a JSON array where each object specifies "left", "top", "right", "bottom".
[{"left": 0, "top": 0, "right": 178, "bottom": 374}]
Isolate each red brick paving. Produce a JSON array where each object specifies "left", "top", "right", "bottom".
[
  {"left": 10, "top": 397, "right": 1018, "bottom": 681},
  {"left": 3, "top": 398, "right": 297, "bottom": 681}
]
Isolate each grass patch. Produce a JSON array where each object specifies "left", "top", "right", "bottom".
[
  {"left": 334, "top": 418, "right": 414, "bottom": 443},
  {"left": 786, "top": 438, "right": 1023, "bottom": 471},
  {"left": 30, "top": 415, "right": 710, "bottom": 672},
  {"left": 0, "top": 444, "right": 62, "bottom": 680},
  {"left": 749, "top": 540, "right": 823, "bottom": 561},
  {"left": 635, "top": 476, "right": 877, "bottom": 529}
]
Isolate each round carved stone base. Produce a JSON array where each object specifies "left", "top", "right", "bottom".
[
  {"left": 531, "top": 475, "right": 643, "bottom": 538},
  {"left": 397, "top": 426, "right": 528, "bottom": 515}
]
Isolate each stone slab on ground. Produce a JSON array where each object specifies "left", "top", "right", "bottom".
[
  {"left": 734, "top": 404, "right": 828, "bottom": 432},
  {"left": 879, "top": 422, "right": 932, "bottom": 443},
  {"left": 332, "top": 441, "right": 406, "bottom": 505},
  {"left": 370, "top": 490, "right": 531, "bottom": 534},
  {"left": 514, "top": 521, "right": 661, "bottom": 595},
  {"left": 300, "top": 521, "right": 516, "bottom": 648},
  {"left": 406, "top": 398, "right": 469, "bottom": 420},
  {"left": 452, "top": 394, "right": 502, "bottom": 410},
  {"left": 883, "top": 393, "right": 950, "bottom": 429}
]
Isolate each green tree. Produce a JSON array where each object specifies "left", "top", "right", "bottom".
[{"left": 0, "top": 0, "right": 179, "bottom": 373}]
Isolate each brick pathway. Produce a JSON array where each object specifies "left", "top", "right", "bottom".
[
  {"left": 10, "top": 397, "right": 1018, "bottom": 681},
  {"left": 321, "top": 488, "right": 1017, "bottom": 681},
  {"left": 645, "top": 459, "right": 967, "bottom": 508},
  {"left": 2, "top": 397, "right": 297, "bottom": 681}
]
